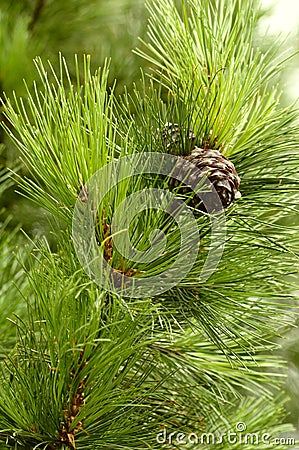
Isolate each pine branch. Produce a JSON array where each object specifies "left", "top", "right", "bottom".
[{"left": 0, "top": 1, "right": 298, "bottom": 447}]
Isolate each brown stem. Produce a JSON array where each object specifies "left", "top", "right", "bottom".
[
  {"left": 58, "top": 349, "right": 88, "bottom": 449},
  {"left": 28, "top": 0, "right": 46, "bottom": 32}
]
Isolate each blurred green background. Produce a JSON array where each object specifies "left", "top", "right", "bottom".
[{"left": 0, "top": 0, "right": 298, "bottom": 435}]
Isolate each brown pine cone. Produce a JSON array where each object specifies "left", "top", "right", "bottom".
[{"left": 170, "top": 147, "right": 241, "bottom": 211}]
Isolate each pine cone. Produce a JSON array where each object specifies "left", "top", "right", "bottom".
[
  {"left": 162, "top": 122, "right": 196, "bottom": 151},
  {"left": 170, "top": 147, "right": 241, "bottom": 211}
]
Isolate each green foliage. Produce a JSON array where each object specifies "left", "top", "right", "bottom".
[
  {"left": 0, "top": 244, "right": 294, "bottom": 449},
  {"left": 0, "top": 9, "right": 32, "bottom": 95},
  {"left": 2, "top": 55, "right": 115, "bottom": 223},
  {"left": 0, "top": 218, "right": 29, "bottom": 357},
  {"left": 0, "top": 146, "right": 28, "bottom": 357},
  {"left": 0, "top": 0, "right": 298, "bottom": 448},
  {"left": 0, "top": 0, "right": 148, "bottom": 233},
  {"left": 135, "top": 0, "right": 294, "bottom": 157},
  {"left": 0, "top": 246, "right": 164, "bottom": 449}
]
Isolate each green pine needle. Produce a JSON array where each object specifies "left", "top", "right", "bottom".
[{"left": 0, "top": 0, "right": 299, "bottom": 447}]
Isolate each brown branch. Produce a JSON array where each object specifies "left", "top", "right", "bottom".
[
  {"left": 28, "top": 0, "right": 46, "bottom": 32},
  {"left": 58, "top": 349, "right": 88, "bottom": 449}
]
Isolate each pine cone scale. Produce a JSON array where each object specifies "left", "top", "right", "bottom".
[
  {"left": 174, "top": 146, "right": 241, "bottom": 211},
  {"left": 160, "top": 123, "right": 241, "bottom": 210}
]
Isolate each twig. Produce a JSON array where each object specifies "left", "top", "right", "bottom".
[{"left": 28, "top": 0, "right": 46, "bottom": 32}]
